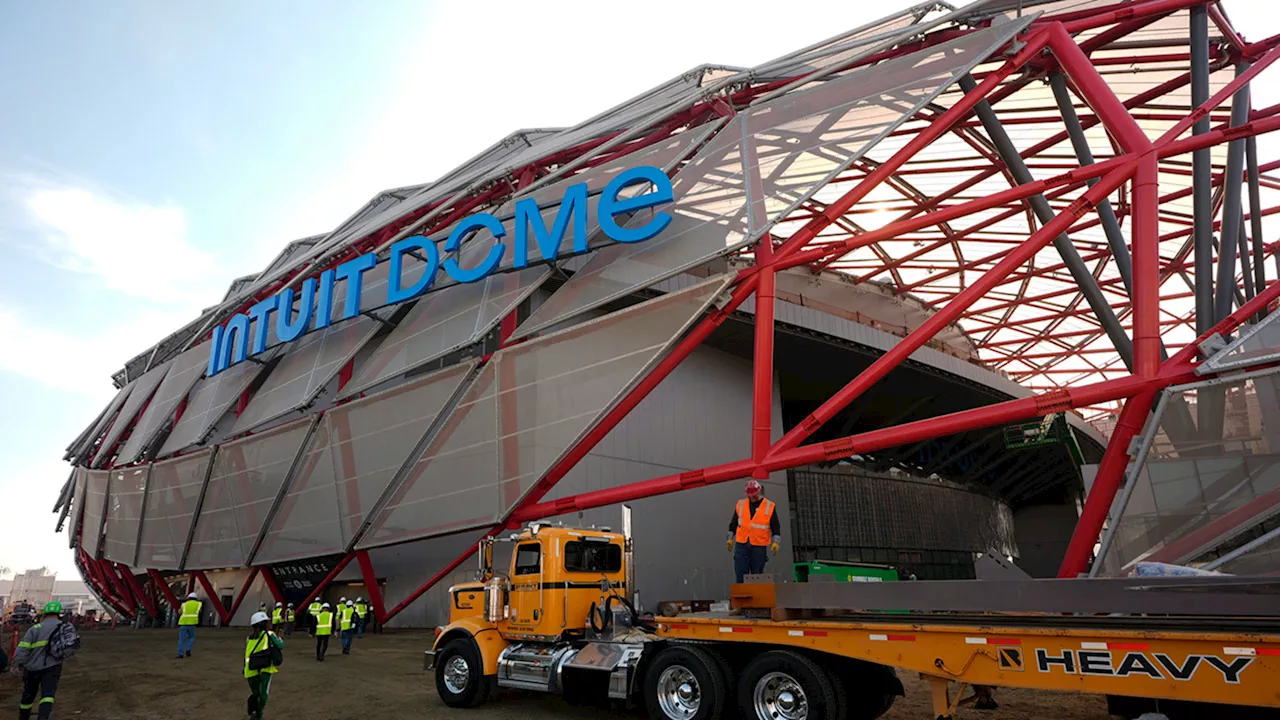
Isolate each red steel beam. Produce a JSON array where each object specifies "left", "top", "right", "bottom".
[
  {"left": 148, "top": 569, "right": 182, "bottom": 612},
  {"left": 356, "top": 550, "right": 387, "bottom": 623}
]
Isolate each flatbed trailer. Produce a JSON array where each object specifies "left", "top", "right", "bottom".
[
  {"left": 426, "top": 524, "right": 1280, "bottom": 719},
  {"left": 656, "top": 610, "right": 1280, "bottom": 717}
]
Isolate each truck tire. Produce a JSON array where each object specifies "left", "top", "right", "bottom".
[
  {"left": 645, "top": 645, "right": 729, "bottom": 720},
  {"left": 739, "top": 649, "right": 839, "bottom": 720},
  {"left": 435, "top": 638, "right": 490, "bottom": 708},
  {"left": 826, "top": 660, "right": 900, "bottom": 720}
]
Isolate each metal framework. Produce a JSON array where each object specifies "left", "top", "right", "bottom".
[{"left": 63, "top": 0, "right": 1280, "bottom": 623}]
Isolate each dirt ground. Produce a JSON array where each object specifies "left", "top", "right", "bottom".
[{"left": 0, "top": 626, "right": 1110, "bottom": 719}]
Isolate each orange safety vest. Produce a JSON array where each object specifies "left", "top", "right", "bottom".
[{"left": 735, "top": 498, "right": 775, "bottom": 546}]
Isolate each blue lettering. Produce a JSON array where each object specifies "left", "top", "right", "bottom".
[
  {"left": 386, "top": 237, "right": 441, "bottom": 304},
  {"left": 276, "top": 279, "right": 315, "bottom": 343},
  {"left": 334, "top": 254, "right": 376, "bottom": 320},
  {"left": 598, "top": 166, "right": 673, "bottom": 243},
  {"left": 206, "top": 325, "right": 224, "bottom": 377},
  {"left": 247, "top": 295, "right": 279, "bottom": 355},
  {"left": 217, "top": 314, "right": 251, "bottom": 373},
  {"left": 443, "top": 214, "right": 505, "bottom": 283},
  {"left": 314, "top": 269, "right": 336, "bottom": 330},
  {"left": 512, "top": 183, "right": 588, "bottom": 268}
]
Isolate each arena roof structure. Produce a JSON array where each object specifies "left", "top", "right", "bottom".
[{"left": 55, "top": 0, "right": 1280, "bottom": 624}]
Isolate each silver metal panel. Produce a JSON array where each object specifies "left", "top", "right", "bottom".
[
  {"left": 91, "top": 360, "right": 171, "bottom": 468},
  {"left": 115, "top": 343, "right": 211, "bottom": 465},
  {"left": 67, "top": 468, "right": 87, "bottom": 549},
  {"left": 135, "top": 449, "right": 214, "bottom": 570},
  {"left": 183, "top": 419, "right": 313, "bottom": 570},
  {"left": 253, "top": 361, "right": 476, "bottom": 565},
  {"left": 157, "top": 353, "right": 271, "bottom": 457},
  {"left": 80, "top": 470, "right": 110, "bottom": 558},
  {"left": 359, "top": 276, "right": 730, "bottom": 549},
  {"left": 102, "top": 466, "right": 149, "bottom": 565}
]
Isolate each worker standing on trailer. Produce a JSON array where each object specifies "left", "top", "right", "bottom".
[
  {"left": 177, "top": 592, "right": 201, "bottom": 658},
  {"left": 283, "top": 603, "right": 295, "bottom": 636},
  {"left": 314, "top": 603, "right": 334, "bottom": 661},
  {"left": 726, "top": 479, "right": 780, "bottom": 583},
  {"left": 354, "top": 597, "right": 367, "bottom": 638},
  {"left": 271, "top": 602, "right": 283, "bottom": 630},
  {"left": 243, "top": 611, "right": 284, "bottom": 720},
  {"left": 339, "top": 600, "right": 356, "bottom": 655},
  {"left": 307, "top": 599, "right": 321, "bottom": 636}
]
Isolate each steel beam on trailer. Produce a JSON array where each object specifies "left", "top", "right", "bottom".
[
  {"left": 767, "top": 575, "right": 1280, "bottom": 617},
  {"left": 960, "top": 73, "right": 1134, "bottom": 371}
]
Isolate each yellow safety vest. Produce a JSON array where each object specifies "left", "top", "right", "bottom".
[
  {"left": 315, "top": 611, "right": 333, "bottom": 636},
  {"left": 179, "top": 599, "right": 201, "bottom": 626},
  {"left": 339, "top": 606, "right": 353, "bottom": 631},
  {"left": 244, "top": 631, "right": 281, "bottom": 678},
  {"left": 308, "top": 602, "right": 321, "bottom": 616},
  {"left": 284, "top": 609, "right": 294, "bottom": 622},
  {"left": 354, "top": 602, "right": 367, "bottom": 618},
  {"left": 734, "top": 498, "right": 775, "bottom": 546}
]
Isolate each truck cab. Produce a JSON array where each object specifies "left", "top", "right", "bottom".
[{"left": 427, "top": 524, "right": 638, "bottom": 705}]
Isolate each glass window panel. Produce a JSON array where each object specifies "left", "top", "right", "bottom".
[
  {"left": 341, "top": 266, "right": 549, "bottom": 398},
  {"left": 184, "top": 419, "right": 311, "bottom": 570},
  {"left": 253, "top": 361, "right": 476, "bottom": 564},
  {"left": 136, "top": 449, "right": 213, "bottom": 570},
  {"left": 79, "top": 470, "right": 110, "bottom": 558},
  {"left": 115, "top": 344, "right": 212, "bottom": 465},
  {"left": 360, "top": 276, "right": 728, "bottom": 548},
  {"left": 103, "top": 467, "right": 149, "bottom": 564},
  {"left": 157, "top": 355, "right": 271, "bottom": 457},
  {"left": 91, "top": 360, "right": 171, "bottom": 468}
]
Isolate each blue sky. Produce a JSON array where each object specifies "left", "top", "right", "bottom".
[
  {"left": 2, "top": 2, "right": 1279, "bottom": 580},
  {"left": 0, "top": 0, "right": 948, "bottom": 578}
]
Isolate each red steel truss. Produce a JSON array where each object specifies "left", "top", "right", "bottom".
[{"left": 74, "top": 0, "right": 1280, "bottom": 620}]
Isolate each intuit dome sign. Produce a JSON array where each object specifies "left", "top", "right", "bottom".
[{"left": 206, "top": 166, "right": 674, "bottom": 376}]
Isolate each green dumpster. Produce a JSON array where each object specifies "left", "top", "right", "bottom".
[{"left": 793, "top": 560, "right": 898, "bottom": 583}]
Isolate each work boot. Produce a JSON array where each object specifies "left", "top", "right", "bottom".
[{"left": 185, "top": 651, "right": 192, "bottom": 657}]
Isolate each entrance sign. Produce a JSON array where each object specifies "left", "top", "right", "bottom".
[{"left": 207, "top": 166, "right": 674, "bottom": 376}]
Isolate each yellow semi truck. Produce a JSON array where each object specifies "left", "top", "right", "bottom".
[{"left": 425, "top": 524, "right": 1280, "bottom": 719}]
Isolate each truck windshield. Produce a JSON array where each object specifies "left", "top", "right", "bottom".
[{"left": 565, "top": 541, "right": 622, "bottom": 573}]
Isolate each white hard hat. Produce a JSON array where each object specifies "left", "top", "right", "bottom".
[
  {"left": 346, "top": 600, "right": 353, "bottom": 605},
  {"left": 339, "top": 596, "right": 347, "bottom": 602},
  {"left": 275, "top": 602, "right": 282, "bottom": 607},
  {"left": 322, "top": 602, "right": 330, "bottom": 608},
  {"left": 250, "top": 611, "right": 270, "bottom": 626},
  {"left": 356, "top": 597, "right": 363, "bottom": 602},
  {"left": 188, "top": 593, "right": 198, "bottom": 599}
]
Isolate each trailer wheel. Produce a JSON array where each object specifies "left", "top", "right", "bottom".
[
  {"left": 435, "top": 638, "right": 490, "bottom": 708},
  {"left": 739, "top": 650, "right": 839, "bottom": 720},
  {"left": 645, "top": 645, "right": 729, "bottom": 720}
]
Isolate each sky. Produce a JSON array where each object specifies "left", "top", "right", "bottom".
[{"left": 1, "top": 1, "right": 1278, "bottom": 581}]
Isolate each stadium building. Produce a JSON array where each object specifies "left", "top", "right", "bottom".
[{"left": 54, "top": 0, "right": 1280, "bottom": 627}]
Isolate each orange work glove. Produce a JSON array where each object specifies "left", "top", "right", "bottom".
[
  {"left": 726, "top": 539, "right": 734, "bottom": 553},
  {"left": 770, "top": 541, "right": 780, "bottom": 555}
]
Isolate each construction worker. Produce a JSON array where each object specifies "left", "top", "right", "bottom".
[
  {"left": 243, "top": 611, "right": 284, "bottom": 720},
  {"left": 12, "top": 601, "right": 73, "bottom": 720},
  {"left": 307, "top": 599, "right": 321, "bottom": 637},
  {"left": 726, "top": 479, "right": 780, "bottom": 583},
  {"left": 283, "top": 603, "right": 295, "bottom": 636},
  {"left": 314, "top": 603, "right": 334, "bottom": 661},
  {"left": 339, "top": 600, "right": 356, "bottom": 655},
  {"left": 271, "top": 602, "right": 284, "bottom": 629},
  {"left": 354, "top": 597, "right": 367, "bottom": 638},
  {"left": 177, "top": 592, "right": 201, "bottom": 658}
]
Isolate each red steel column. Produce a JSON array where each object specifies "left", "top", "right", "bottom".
[
  {"left": 148, "top": 569, "right": 181, "bottom": 612},
  {"left": 1132, "top": 152, "right": 1162, "bottom": 378},
  {"left": 356, "top": 550, "right": 387, "bottom": 622},
  {"left": 259, "top": 567, "right": 285, "bottom": 605},
  {"left": 752, "top": 237, "right": 776, "bottom": 474},
  {"left": 1058, "top": 389, "right": 1159, "bottom": 577}
]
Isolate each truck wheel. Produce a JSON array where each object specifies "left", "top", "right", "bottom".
[
  {"left": 739, "top": 650, "right": 839, "bottom": 720},
  {"left": 645, "top": 645, "right": 729, "bottom": 720},
  {"left": 435, "top": 638, "right": 490, "bottom": 708}
]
